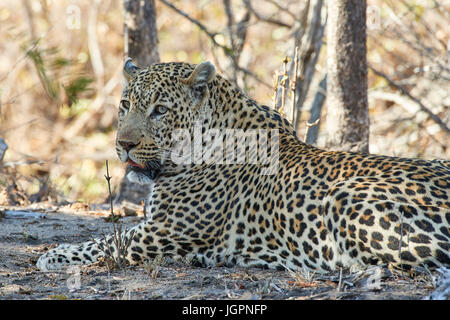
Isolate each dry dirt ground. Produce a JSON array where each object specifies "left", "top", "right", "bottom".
[{"left": 0, "top": 203, "right": 448, "bottom": 300}]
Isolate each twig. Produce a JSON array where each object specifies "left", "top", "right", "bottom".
[
  {"left": 223, "top": 0, "right": 235, "bottom": 54},
  {"left": 337, "top": 267, "right": 343, "bottom": 292},
  {"left": 21, "top": 0, "right": 36, "bottom": 40},
  {"left": 104, "top": 160, "right": 118, "bottom": 254},
  {"left": 87, "top": 0, "right": 104, "bottom": 89},
  {"left": 265, "top": 0, "right": 296, "bottom": 20},
  {"left": 399, "top": 0, "right": 447, "bottom": 51},
  {"left": 1, "top": 159, "right": 46, "bottom": 169},
  {"left": 0, "top": 118, "right": 38, "bottom": 135},
  {"left": 369, "top": 65, "right": 450, "bottom": 135},
  {"left": 280, "top": 57, "right": 289, "bottom": 115},
  {"left": 243, "top": 0, "right": 292, "bottom": 28},
  {"left": 371, "top": 90, "right": 450, "bottom": 148},
  {"left": 223, "top": 0, "right": 250, "bottom": 85},
  {"left": 160, "top": 0, "right": 222, "bottom": 50},
  {"left": 102, "top": 160, "right": 135, "bottom": 270},
  {"left": 272, "top": 71, "right": 280, "bottom": 109},
  {"left": 159, "top": 0, "right": 271, "bottom": 89},
  {"left": 291, "top": 47, "right": 299, "bottom": 125},
  {"left": 304, "top": 119, "right": 320, "bottom": 142}
]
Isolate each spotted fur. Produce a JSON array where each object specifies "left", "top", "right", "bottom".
[{"left": 37, "top": 61, "right": 450, "bottom": 272}]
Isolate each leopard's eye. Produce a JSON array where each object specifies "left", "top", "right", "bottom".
[
  {"left": 121, "top": 100, "right": 130, "bottom": 109},
  {"left": 150, "top": 105, "right": 168, "bottom": 118},
  {"left": 155, "top": 105, "right": 168, "bottom": 115},
  {"left": 118, "top": 100, "right": 130, "bottom": 118}
]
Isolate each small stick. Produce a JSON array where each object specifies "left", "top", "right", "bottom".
[
  {"left": 291, "top": 46, "right": 299, "bottom": 125},
  {"left": 104, "top": 161, "right": 118, "bottom": 243},
  {"left": 369, "top": 65, "right": 450, "bottom": 134},
  {"left": 304, "top": 118, "right": 320, "bottom": 142},
  {"left": 104, "top": 160, "right": 133, "bottom": 269},
  {"left": 272, "top": 71, "right": 280, "bottom": 110},
  {"left": 279, "top": 56, "right": 290, "bottom": 115},
  {"left": 337, "top": 267, "right": 343, "bottom": 292}
]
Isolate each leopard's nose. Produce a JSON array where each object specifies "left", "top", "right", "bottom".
[{"left": 118, "top": 140, "right": 138, "bottom": 152}]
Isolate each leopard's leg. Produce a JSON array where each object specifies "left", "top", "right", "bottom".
[
  {"left": 36, "top": 217, "right": 217, "bottom": 271},
  {"left": 36, "top": 225, "right": 139, "bottom": 271},
  {"left": 322, "top": 179, "right": 450, "bottom": 270}
]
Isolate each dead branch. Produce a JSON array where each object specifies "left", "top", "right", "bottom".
[
  {"left": 160, "top": 0, "right": 224, "bottom": 51},
  {"left": 369, "top": 90, "right": 447, "bottom": 150},
  {"left": 21, "top": 0, "right": 36, "bottom": 40},
  {"left": 369, "top": 65, "right": 450, "bottom": 135},
  {"left": 0, "top": 118, "right": 38, "bottom": 135},
  {"left": 272, "top": 70, "right": 280, "bottom": 109},
  {"left": 243, "top": 0, "right": 292, "bottom": 28},
  {"left": 279, "top": 57, "right": 289, "bottom": 116},
  {"left": 290, "top": 46, "right": 299, "bottom": 125},
  {"left": 399, "top": 0, "right": 447, "bottom": 51},
  {"left": 160, "top": 0, "right": 271, "bottom": 89},
  {"left": 265, "top": 0, "right": 296, "bottom": 20},
  {"left": 222, "top": 0, "right": 251, "bottom": 86},
  {"left": 1, "top": 159, "right": 46, "bottom": 168},
  {"left": 87, "top": 0, "right": 105, "bottom": 89},
  {"left": 102, "top": 160, "right": 135, "bottom": 269}
]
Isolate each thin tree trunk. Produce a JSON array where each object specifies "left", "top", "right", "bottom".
[
  {"left": 326, "top": 0, "right": 369, "bottom": 153},
  {"left": 116, "top": 0, "right": 160, "bottom": 204},
  {"left": 123, "top": 0, "right": 160, "bottom": 66},
  {"left": 274, "top": 0, "right": 325, "bottom": 132},
  {"left": 305, "top": 73, "right": 327, "bottom": 145},
  {"left": 292, "top": 0, "right": 326, "bottom": 133}
]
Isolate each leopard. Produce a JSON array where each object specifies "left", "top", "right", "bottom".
[{"left": 37, "top": 59, "right": 450, "bottom": 273}]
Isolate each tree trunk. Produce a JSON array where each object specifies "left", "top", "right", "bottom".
[
  {"left": 115, "top": 0, "right": 160, "bottom": 204},
  {"left": 292, "top": 0, "right": 326, "bottom": 133},
  {"left": 326, "top": 0, "right": 370, "bottom": 153},
  {"left": 123, "top": 0, "right": 160, "bottom": 67}
]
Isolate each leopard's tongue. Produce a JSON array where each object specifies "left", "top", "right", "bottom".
[{"left": 127, "top": 158, "right": 145, "bottom": 169}]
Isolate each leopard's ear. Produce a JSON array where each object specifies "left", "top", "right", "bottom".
[
  {"left": 181, "top": 61, "right": 216, "bottom": 86},
  {"left": 123, "top": 57, "right": 140, "bottom": 81}
]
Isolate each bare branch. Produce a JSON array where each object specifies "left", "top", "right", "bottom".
[
  {"left": 222, "top": 0, "right": 251, "bottom": 86},
  {"left": 369, "top": 65, "right": 450, "bottom": 135},
  {"left": 265, "top": 0, "right": 296, "bottom": 20},
  {"left": 160, "top": 0, "right": 223, "bottom": 50},
  {"left": 243, "top": 0, "right": 292, "bottom": 28},
  {"left": 87, "top": 0, "right": 104, "bottom": 88},
  {"left": 159, "top": 0, "right": 271, "bottom": 89},
  {"left": 290, "top": 46, "right": 299, "bottom": 126}
]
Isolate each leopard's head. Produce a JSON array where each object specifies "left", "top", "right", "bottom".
[{"left": 116, "top": 59, "right": 216, "bottom": 184}]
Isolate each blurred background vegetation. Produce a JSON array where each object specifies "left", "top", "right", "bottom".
[{"left": 0, "top": 0, "right": 448, "bottom": 204}]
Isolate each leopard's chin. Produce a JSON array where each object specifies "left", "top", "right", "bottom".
[
  {"left": 127, "top": 168, "right": 160, "bottom": 185},
  {"left": 126, "top": 159, "right": 162, "bottom": 185}
]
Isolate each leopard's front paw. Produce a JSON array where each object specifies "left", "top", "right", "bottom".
[
  {"left": 36, "top": 245, "right": 77, "bottom": 271},
  {"left": 36, "top": 243, "right": 100, "bottom": 271}
]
